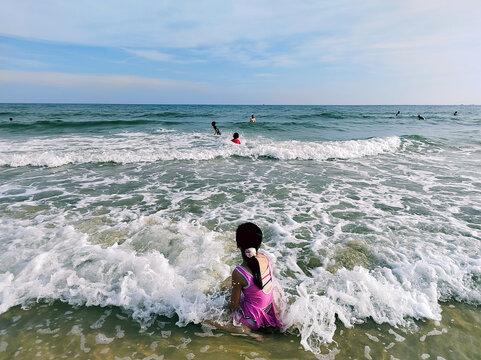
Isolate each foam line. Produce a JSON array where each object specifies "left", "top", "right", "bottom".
[{"left": 0, "top": 134, "right": 402, "bottom": 167}]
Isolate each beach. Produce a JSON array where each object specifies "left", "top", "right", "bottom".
[{"left": 0, "top": 104, "right": 480, "bottom": 359}]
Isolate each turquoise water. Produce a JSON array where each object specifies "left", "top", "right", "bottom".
[{"left": 0, "top": 104, "right": 480, "bottom": 359}]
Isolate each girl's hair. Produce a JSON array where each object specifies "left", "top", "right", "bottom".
[
  {"left": 236, "top": 222, "right": 264, "bottom": 289},
  {"left": 233, "top": 132, "right": 239, "bottom": 139}
]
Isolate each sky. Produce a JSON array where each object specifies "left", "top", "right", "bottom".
[{"left": 0, "top": 0, "right": 480, "bottom": 105}]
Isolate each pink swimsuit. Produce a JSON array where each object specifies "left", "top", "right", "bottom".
[{"left": 233, "top": 253, "right": 281, "bottom": 330}]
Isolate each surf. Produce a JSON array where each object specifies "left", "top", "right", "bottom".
[{"left": 0, "top": 134, "right": 403, "bottom": 167}]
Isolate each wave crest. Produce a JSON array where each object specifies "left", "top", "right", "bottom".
[{"left": 0, "top": 135, "right": 402, "bottom": 167}]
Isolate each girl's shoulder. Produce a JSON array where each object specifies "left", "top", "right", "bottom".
[
  {"left": 233, "top": 265, "right": 250, "bottom": 287},
  {"left": 235, "top": 264, "right": 251, "bottom": 276}
]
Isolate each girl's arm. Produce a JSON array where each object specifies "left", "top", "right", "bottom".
[{"left": 229, "top": 269, "right": 246, "bottom": 311}]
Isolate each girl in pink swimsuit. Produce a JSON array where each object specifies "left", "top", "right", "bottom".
[{"left": 229, "top": 223, "right": 281, "bottom": 332}]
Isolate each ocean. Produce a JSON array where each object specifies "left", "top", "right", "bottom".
[{"left": 0, "top": 104, "right": 480, "bottom": 359}]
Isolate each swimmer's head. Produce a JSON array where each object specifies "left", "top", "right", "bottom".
[
  {"left": 236, "top": 222, "right": 264, "bottom": 289},
  {"left": 211, "top": 121, "right": 216, "bottom": 126},
  {"left": 236, "top": 222, "right": 263, "bottom": 253},
  {"left": 233, "top": 132, "right": 239, "bottom": 139}
]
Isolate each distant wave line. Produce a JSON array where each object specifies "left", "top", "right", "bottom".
[{"left": 0, "top": 118, "right": 200, "bottom": 129}]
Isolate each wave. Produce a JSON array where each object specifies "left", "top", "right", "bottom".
[
  {"left": 234, "top": 121, "right": 331, "bottom": 131},
  {"left": 0, "top": 118, "right": 197, "bottom": 130},
  {"left": 0, "top": 136, "right": 403, "bottom": 167},
  {"left": 404, "top": 134, "right": 438, "bottom": 144},
  {"left": 0, "top": 219, "right": 231, "bottom": 325},
  {"left": 288, "top": 112, "right": 347, "bottom": 120},
  {"left": 137, "top": 111, "right": 215, "bottom": 119}
]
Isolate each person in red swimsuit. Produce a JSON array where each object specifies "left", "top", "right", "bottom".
[{"left": 231, "top": 132, "right": 240, "bottom": 144}]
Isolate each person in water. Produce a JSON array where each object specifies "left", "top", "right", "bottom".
[
  {"left": 250, "top": 114, "right": 256, "bottom": 123},
  {"left": 230, "top": 222, "right": 281, "bottom": 332},
  {"left": 417, "top": 114, "right": 425, "bottom": 120},
  {"left": 396, "top": 111, "right": 400, "bottom": 116},
  {"left": 454, "top": 111, "right": 458, "bottom": 116},
  {"left": 211, "top": 121, "right": 221, "bottom": 135},
  {"left": 231, "top": 132, "right": 240, "bottom": 144}
]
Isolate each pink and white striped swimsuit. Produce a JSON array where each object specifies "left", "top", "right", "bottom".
[{"left": 233, "top": 253, "right": 281, "bottom": 330}]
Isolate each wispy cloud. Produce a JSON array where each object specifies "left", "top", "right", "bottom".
[
  {"left": 1, "top": 57, "right": 51, "bottom": 69},
  {"left": 0, "top": 70, "right": 206, "bottom": 90},
  {"left": 124, "top": 49, "right": 175, "bottom": 62},
  {"left": 123, "top": 48, "right": 205, "bottom": 64}
]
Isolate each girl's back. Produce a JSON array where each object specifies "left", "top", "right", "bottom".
[{"left": 235, "top": 253, "right": 274, "bottom": 309}]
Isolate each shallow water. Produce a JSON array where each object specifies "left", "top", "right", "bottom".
[
  {"left": 1, "top": 104, "right": 480, "bottom": 358},
  {"left": 0, "top": 302, "right": 479, "bottom": 359}
]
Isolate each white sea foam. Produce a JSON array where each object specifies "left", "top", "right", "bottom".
[
  {"left": 0, "top": 217, "right": 231, "bottom": 326},
  {"left": 95, "top": 333, "right": 114, "bottom": 344},
  {"left": 0, "top": 133, "right": 402, "bottom": 167}
]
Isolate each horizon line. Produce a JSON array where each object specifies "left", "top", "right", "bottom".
[{"left": 0, "top": 102, "right": 478, "bottom": 106}]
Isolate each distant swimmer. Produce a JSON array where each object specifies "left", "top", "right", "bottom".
[
  {"left": 231, "top": 132, "right": 240, "bottom": 144},
  {"left": 9, "top": 117, "right": 13, "bottom": 121},
  {"left": 250, "top": 114, "right": 256, "bottom": 123},
  {"left": 417, "top": 115, "right": 425, "bottom": 120},
  {"left": 396, "top": 111, "right": 400, "bottom": 117},
  {"left": 211, "top": 121, "right": 221, "bottom": 135},
  {"left": 453, "top": 111, "right": 458, "bottom": 116}
]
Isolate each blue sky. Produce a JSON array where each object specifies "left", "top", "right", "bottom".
[{"left": 1, "top": 1, "right": 480, "bottom": 104}]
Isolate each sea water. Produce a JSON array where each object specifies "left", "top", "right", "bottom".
[{"left": 0, "top": 104, "right": 480, "bottom": 359}]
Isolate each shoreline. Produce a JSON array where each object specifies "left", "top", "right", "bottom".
[{"left": 1, "top": 300, "right": 479, "bottom": 359}]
